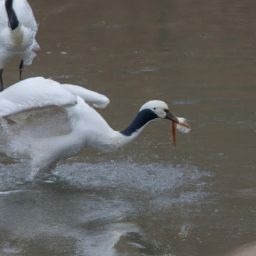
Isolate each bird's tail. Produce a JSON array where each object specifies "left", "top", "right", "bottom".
[{"left": 5, "top": 0, "right": 19, "bottom": 30}]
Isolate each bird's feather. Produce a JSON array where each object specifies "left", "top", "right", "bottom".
[
  {"left": 12, "top": 0, "right": 38, "bottom": 33},
  {"left": 0, "top": 77, "right": 109, "bottom": 118}
]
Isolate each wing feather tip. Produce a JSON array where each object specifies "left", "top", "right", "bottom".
[{"left": 93, "top": 96, "right": 110, "bottom": 109}]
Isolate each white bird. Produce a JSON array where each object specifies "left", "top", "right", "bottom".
[
  {"left": 0, "top": 0, "right": 40, "bottom": 91},
  {"left": 0, "top": 77, "right": 190, "bottom": 175}
]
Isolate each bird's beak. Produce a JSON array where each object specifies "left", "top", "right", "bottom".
[{"left": 165, "top": 111, "right": 179, "bottom": 124}]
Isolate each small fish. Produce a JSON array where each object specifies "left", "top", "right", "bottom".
[{"left": 171, "top": 118, "right": 191, "bottom": 146}]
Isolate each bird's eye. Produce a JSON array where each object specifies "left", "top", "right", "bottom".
[{"left": 153, "top": 107, "right": 156, "bottom": 110}]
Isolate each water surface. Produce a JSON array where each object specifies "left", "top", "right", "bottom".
[{"left": 1, "top": 0, "right": 256, "bottom": 255}]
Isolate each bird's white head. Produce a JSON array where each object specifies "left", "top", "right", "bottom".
[
  {"left": 139, "top": 100, "right": 179, "bottom": 122},
  {"left": 120, "top": 100, "right": 180, "bottom": 137}
]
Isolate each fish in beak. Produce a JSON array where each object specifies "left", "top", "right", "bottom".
[{"left": 165, "top": 111, "right": 191, "bottom": 146}]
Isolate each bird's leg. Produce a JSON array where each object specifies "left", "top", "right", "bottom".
[
  {"left": 0, "top": 69, "right": 4, "bottom": 91},
  {"left": 19, "top": 60, "right": 24, "bottom": 80}
]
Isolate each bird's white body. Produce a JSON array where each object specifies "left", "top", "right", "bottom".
[
  {"left": 0, "top": 77, "right": 189, "bottom": 176},
  {"left": 64, "top": 96, "right": 135, "bottom": 151},
  {"left": 0, "top": 77, "right": 132, "bottom": 172},
  {"left": 0, "top": 0, "right": 39, "bottom": 69}
]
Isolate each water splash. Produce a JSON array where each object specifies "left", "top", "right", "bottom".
[
  {"left": 0, "top": 109, "right": 72, "bottom": 179},
  {"left": 52, "top": 161, "right": 209, "bottom": 194},
  {"left": 0, "top": 158, "right": 210, "bottom": 256}
]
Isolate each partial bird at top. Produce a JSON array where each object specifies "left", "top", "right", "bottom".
[
  {"left": 0, "top": 77, "right": 190, "bottom": 177},
  {"left": 0, "top": 0, "right": 40, "bottom": 91}
]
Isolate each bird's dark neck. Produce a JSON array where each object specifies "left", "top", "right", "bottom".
[
  {"left": 120, "top": 109, "right": 158, "bottom": 136},
  {"left": 5, "top": 0, "right": 19, "bottom": 30}
]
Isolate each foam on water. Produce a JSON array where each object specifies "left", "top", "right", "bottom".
[
  {"left": 52, "top": 161, "right": 208, "bottom": 194},
  {"left": 0, "top": 159, "right": 210, "bottom": 256},
  {"left": 0, "top": 158, "right": 210, "bottom": 200}
]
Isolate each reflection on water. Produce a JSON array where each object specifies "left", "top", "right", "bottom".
[
  {"left": 0, "top": 161, "right": 209, "bottom": 256},
  {"left": 1, "top": 0, "right": 256, "bottom": 255}
]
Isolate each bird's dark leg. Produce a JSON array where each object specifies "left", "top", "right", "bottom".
[
  {"left": 0, "top": 69, "right": 4, "bottom": 92},
  {"left": 19, "top": 60, "right": 24, "bottom": 80}
]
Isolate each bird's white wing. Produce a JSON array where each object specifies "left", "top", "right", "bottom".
[
  {"left": 0, "top": 77, "right": 110, "bottom": 118},
  {"left": 62, "top": 84, "right": 110, "bottom": 109},
  {"left": 0, "top": 0, "right": 38, "bottom": 32},
  {"left": 13, "top": 0, "right": 38, "bottom": 33},
  {"left": 0, "top": 77, "right": 77, "bottom": 118},
  {"left": 0, "top": 1, "right": 8, "bottom": 28}
]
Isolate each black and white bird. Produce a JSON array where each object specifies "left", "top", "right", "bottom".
[
  {"left": 0, "top": 77, "right": 190, "bottom": 174},
  {"left": 0, "top": 0, "right": 40, "bottom": 91}
]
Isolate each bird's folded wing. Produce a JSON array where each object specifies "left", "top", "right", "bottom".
[
  {"left": 0, "top": 77, "right": 77, "bottom": 118},
  {"left": 62, "top": 84, "right": 110, "bottom": 109},
  {"left": 14, "top": 0, "right": 38, "bottom": 33}
]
